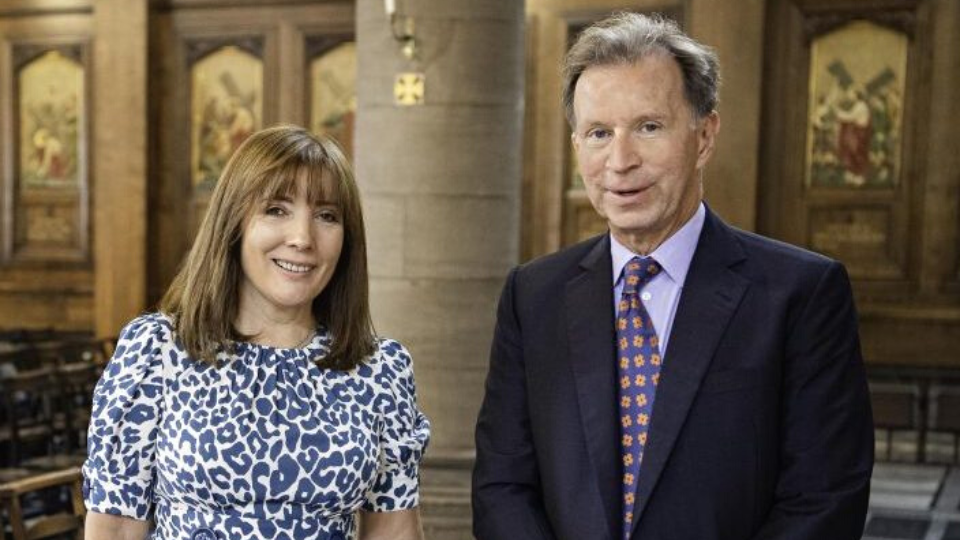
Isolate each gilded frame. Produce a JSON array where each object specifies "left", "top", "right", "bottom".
[
  {"left": 4, "top": 41, "right": 90, "bottom": 265},
  {"left": 189, "top": 43, "right": 263, "bottom": 190},
  {"left": 306, "top": 35, "right": 355, "bottom": 161}
]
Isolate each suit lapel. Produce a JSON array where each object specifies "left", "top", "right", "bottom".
[
  {"left": 565, "top": 235, "right": 620, "bottom": 540},
  {"left": 631, "top": 210, "right": 750, "bottom": 534}
]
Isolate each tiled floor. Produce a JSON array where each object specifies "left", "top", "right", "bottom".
[{"left": 865, "top": 463, "right": 960, "bottom": 540}]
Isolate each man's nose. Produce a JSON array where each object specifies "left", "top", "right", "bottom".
[{"left": 606, "top": 133, "right": 641, "bottom": 173}]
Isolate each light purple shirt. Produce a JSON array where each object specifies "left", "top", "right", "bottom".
[{"left": 611, "top": 202, "right": 705, "bottom": 360}]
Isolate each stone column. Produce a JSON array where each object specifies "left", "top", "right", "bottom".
[
  {"left": 356, "top": 0, "right": 524, "bottom": 537},
  {"left": 93, "top": 0, "right": 148, "bottom": 337}
]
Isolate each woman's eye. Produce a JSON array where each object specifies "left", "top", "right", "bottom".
[
  {"left": 265, "top": 205, "right": 286, "bottom": 217},
  {"left": 317, "top": 209, "right": 340, "bottom": 223}
]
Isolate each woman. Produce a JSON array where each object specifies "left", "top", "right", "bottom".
[{"left": 83, "top": 125, "right": 430, "bottom": 540}]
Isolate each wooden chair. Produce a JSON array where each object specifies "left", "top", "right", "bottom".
[
  {"left": 0, "top": 352, "right": 40, "bottom": 376},
  {"left": 0, "top": 467, "right": 84, "bottom": 540},
  {"left": 868, "top": 380, "right": 922, "bottom": 461},
  {"left": 0, "top": 369, "right": 56, "bottom": 467},
  {"left": 95, "top": 338, "right": 116, "bottom": 366},
  {"left": 18, "top": 360, "right": 98, "bottom": 473},
  {"left": 929, "top": 382, "right": 960, "bottom": 463},
  {"left": 53, "top": 361, "right": 98, "bottom": 453}
]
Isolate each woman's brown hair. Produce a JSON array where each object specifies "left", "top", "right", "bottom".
[{"left": 159, "top": 124, "right": 375, "bottom": 370}]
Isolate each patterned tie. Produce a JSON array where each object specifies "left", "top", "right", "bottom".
[{"left": 617, "top": 256, "right": 662, "bottom": 539}]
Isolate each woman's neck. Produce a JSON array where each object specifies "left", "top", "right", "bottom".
[{"left": 234, "top": 305, "right": 316, "bottom": 348}]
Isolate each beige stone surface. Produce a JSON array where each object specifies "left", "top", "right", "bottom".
[
  {"left": 369, "top": 276, "right": 503, "bottom": 451},
  {"left": 358, "top": 1, "right": 522, "bottom": 534},
  {"left": 356, "top": 19, "right": 524, "bottom": 107},
  {"left": 362, "top": 195, "right": 405, "bottom": 278},
  {"left": 356, "top": 105, "right": 523, "bottom": 197},
  {"left": 415, "top": 365, "right": 488, "bottom": 452},
  {"left": 403, "top": 195, "right": 518, "bottom": 279},
  {"left": 369, "top": 276, "right": 502, "bottom": 366}
]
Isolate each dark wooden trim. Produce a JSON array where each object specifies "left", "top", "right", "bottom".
[
  {"left": 0, "top": 0, "right": 91, "bottom": 18},
  {"left": 185, "top": 34, "right": 264, "bottom": 65},
  {"left": 11, "top": 43, "right": 82, "bottom": 68},
  {"left": 153, "top": 0, "right": 341, "bottom": 10},
  {"left": 801, "top": 9, "right": 917, "bottom": 41},
  {"left": 304, "top": 33, "right": 352, "bottom": 62}
]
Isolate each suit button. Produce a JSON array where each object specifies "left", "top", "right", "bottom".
[{"left": 191, "top": 527, "right": 216, "bottom": 540}]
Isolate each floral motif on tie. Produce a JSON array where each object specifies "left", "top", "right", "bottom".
[{"left": 616, "top": 257, "right": 662, "bottom": 539}]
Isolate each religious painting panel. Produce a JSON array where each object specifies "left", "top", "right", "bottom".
[
  {"left": 18, "top": 50, "right": 82, "bottom": 189},
  {"left": 308, "top": 39, "right": 356, "bottom": 161},
  {"left": 7, "top": 44, "right": 89, "bottom": 263},
  {"left": 190, "top": 44, "right": 263, "bottom": 190},
  {"left": 805, "top": 20, "right": 908, "bottom": 189}
]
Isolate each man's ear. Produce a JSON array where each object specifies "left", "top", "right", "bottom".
[{"left": 696, "top": 111, "right": 720, "bottom": 169}]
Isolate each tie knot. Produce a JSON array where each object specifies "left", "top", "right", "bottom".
[{"left": 622, "top": 257, "right": 661, "bottom": 295}]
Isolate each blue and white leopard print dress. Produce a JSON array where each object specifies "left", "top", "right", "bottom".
[{"left": 82, "top": 313, "right": 430, "bottom": 540}]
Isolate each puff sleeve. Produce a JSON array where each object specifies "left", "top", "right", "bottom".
[
  {"left": 363, "top": 339, "right": 431, "bottom": 512},
  {"left": 82, "top": 314, "right": 168, "bottom": 520}
]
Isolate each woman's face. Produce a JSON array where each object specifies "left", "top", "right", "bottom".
[{"left": 238, "top": 173, "right": 344, "bottom": 323}]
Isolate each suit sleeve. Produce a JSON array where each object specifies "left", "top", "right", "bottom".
[
  {"left": 753, "top": 261, "right": 874, "bottom": 540},
  {"left": 472, "top": 268, "right": 557, "bottom": 540}
]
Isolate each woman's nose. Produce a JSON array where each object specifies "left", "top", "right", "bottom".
[{"left": 285, "top": 214, "right": 313, "bottom": 250}]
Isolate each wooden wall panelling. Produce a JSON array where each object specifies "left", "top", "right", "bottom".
[
  {"left": 0, "top": 1, "right": 91, "bottom": 18},
  {"left": 759, "top": 0, "right": 960, "bottom": 367},
  {"left": 0, "top": 10, "right": 93, "bottom": 330},
  {"left": 148, "top": 2, "right": 353, "bottom": 305},
  {"left": 93, "top": 0, "right": 149, "bottom": 338},
  {"left": 150, "top": 8, "right": 273, "bottom": 305},
  {"left": 688, "top": 0, "right": 766, "bottom": 232},
  {"left": 920, "top": 0, "right": 960, "bottom": 297},
  {"left": 760, "top": 0, "right": 927, "bottom": 297}
]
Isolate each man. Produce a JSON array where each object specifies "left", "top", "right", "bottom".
[{"left": 472, "top": 12, "right": 873, "bottom": 540}]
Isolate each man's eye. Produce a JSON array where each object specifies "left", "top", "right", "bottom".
[
  {"left": 638, "top": 122, "right": 662, "bottom": 134},
  {"left": 586, "top": 129, "right": 611, "bottom": 140}
]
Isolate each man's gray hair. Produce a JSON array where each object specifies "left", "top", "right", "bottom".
[{"left": 562, "top": 12, "right": 720, "bottom": 127}]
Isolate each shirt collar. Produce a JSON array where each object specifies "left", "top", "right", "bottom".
[{"left": 610, "top": 202, "right": 705, "bottom": 288}]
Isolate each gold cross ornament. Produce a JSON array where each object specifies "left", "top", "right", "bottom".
[{"left": 394, "top": 72, "right": 425, "bottom": 106}]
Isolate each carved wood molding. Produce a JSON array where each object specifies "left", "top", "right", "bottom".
[
  {"left": 801, "top": 9, "right": 917, "bottom": 41},
  {"left": 12, "top": 43, "right": 84, "bottom": 71},
  {"left": 0, "top": 0, "right": 91, "bottom": 17},
  {"left": 562, "top": 4, "right": 683, "bottom": 35},
  {"left": 153, "top": 0, "right": 336, "bottom": 9},
  {"left": 304, "top": 34, "right": 353, "bottom": 62},
  {"left": 185, "top": 35, "right": 263, "bottom": 66}
]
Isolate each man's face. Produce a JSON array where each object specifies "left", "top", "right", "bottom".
[{"left": 571, "top": 54, "right": 719, "bottom": 254}]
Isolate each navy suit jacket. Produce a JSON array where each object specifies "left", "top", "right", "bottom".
[{"left": 472, "top": 208, "right": 873, "bottom": 540}]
